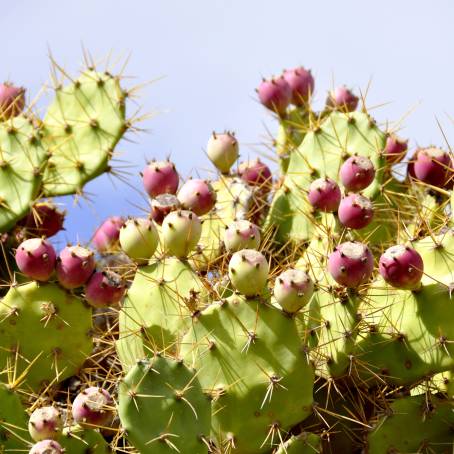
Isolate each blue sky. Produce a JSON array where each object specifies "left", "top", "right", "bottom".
[{"left": 3, "top": 0, "right": 454, "bottom": 245}]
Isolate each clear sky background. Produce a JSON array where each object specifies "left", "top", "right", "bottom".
[{"left": 3, "top": 0, "right": 454, "bottom": 245}]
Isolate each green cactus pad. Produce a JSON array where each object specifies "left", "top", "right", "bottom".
[
  {"left": 117, "top": 257, "right": 208, "bottom": 368},
  {"left": 265, "top": 111, "right": 397, "bottom": 245},
  {"left": 0, "top": 384, "right": 30, "bottom": 451},
  {"left": 367, "top": 394, "right": 454, "bottom": 453},
  {"left": 181, "top": 294, "right": 314, "bottom": 454},
  {"left": 0, "top": 282, "right": 93, "bottom": 391},
  {"left": 118, "top": 356, "right": 211, "bottom": 454},
  {"left": 59, "top": 425, "right": 109, "bottom": 453},
  {"left": 275, "top": 432, "right": 321, "bottom": 453},
  {"left": 0, "top": 115, "right": 47, "bottom": 232},
  {"left": 42, "top": 70, "right": 126, "bottom": 196}
]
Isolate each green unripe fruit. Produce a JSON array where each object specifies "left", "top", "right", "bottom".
[
  {"left": 119, "top": 217, "right": 159, "bottom": 263},
  {"left": 274, "top": 268, "right": 314, "bottom": 313},
  {"left": 223, "top": 220, "right": 261, "bottom": 252}
]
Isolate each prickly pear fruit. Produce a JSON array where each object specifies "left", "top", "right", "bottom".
[
  {"left": 22, "top": 202, "right": 65, "bottom": 238},
  {"left": 228, "top": 249, "right": 269, "bottom": 296},
  {"left": 257, "top": 76, "right": 292, "bottom": 116},
  {"left": 142, "top": 160, "right": 179, "bottom": 197},
  {"left": 384, "top": 134, "right": 408, "bottom": 163},
  {"left": 238, "top": 158, "right": 272, "bottom": 192},
  {"left": 150, "top": 193, "right": 180, "bottom": 225},
  {"left": 338, "top": 193, "right": 374, "bottom": 229},
  {"left": 207, "top": 131, "right": 239, "bottom": 174},
  {"left": 72, "top": 387, "right": 114, "bottom": 428},
  {"left": 119, "top": 218, "right": 159, "bottom": 263},
  {"left": 223, "top": 220, "right": 261, "bottom": 252},
  {"left": 408, "top": 147, "right": 452, "bottom": 188},
  {"left": 326, "top": 86, "right": 359, "bottom": 112},
  {"left": 84, "top": 271, "right": 125, "bottom": 308},
  {"left": 162, "top": 210, "right": 202, "bottom": 257},
  {"left": 283, "top": 66, "right": 314, "bottom": 106},
  {"left": 56, "top": 245, "right": 95, "bottom": 289},
  {"left": 339, "top": 156, "right": 375, "bottom": 192},
  {"left": 328, "top": 241, "right": 374, "bottom": 287},
  {"left": 28, "top": 407, "right": 63, "bottom": 442},
  {"left": 308, "top": 177, "right": 341, "bottom": 212},
  {"left": 0, "top": 82, "right": 25, "bottom": 120},
  {"left": 379, "top": 245, "right": 424, "bottom": 290},
  {"left": 274, "top": 268, "right": 314, "bottom": 313},
  {"left": 92, "top": 216, "right": 125, "bottom": 252},
  {"left": 177, "top": 179, "right": 216, "bottom": 216},
  {"left": 29, "top": 440, "right": 63, "bottom": 454},
  {"left": 15, "top": 238, "right": 56, "bottom": 281}
]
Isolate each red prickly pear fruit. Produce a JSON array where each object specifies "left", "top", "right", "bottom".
[
  {"left": 15, "top": 238, "right": 56, "bottom": 281},
  {"left": 407, "top": 147, "right": 452, "bottom": 188},
  {"left": 274, "top": 269, "right": 314, "bottom": 313},
  {"left": 228, "top": 249, "right": 269, "bottom": 296},
  {"left": 0, "top": 83, "right": 25, "bottom": 120},
  {"left": 308, "top": 178, "right": 341, "bottom": 212},
  {"left": 379, "top": 245, "right": 424, "bottom": 290},
  {"left": 72, "top": 387, "right": 114, "bottom": 428},
  {"left": 338, "top": 194, "right": 374, "bottom": 230},
  {"left": 84, "top": 270, "right": 125, "bottom": 308},
  {"left": 257, "top": 76, "right": 292, "bottom": 116},
  {"left": 28, "top": 407, "right": 63, "bottom": 442},
  {"left": 162, "top": 210, "right": 202, "bottom": 258},
  {"left": 92, "top": 216, "right": 125, "bottom": 252},
  {"left": 207, "top": 131, "right": 239, "bottom": 174},
  {"left": 177, "top": 179, "right": 217, "bottom": 216},
  {"left": 283, "top": 67, "right": 315, "bottom": 106},
  {"left": 56, "top": 246, "right": 96, "bottom": 289},
  {"left": 150, "top": 194, "right": 180, "bottom": 225},
  {"left": 223, "top": 220, "right": 261, "bottom": 252},
  {"left": 339, "top": 156, "right": 375, "bottom": 192},
  {"left": 142, "top": 160, "right": 179, "bottom": 198},
  {"left": 328, "top": 241, "right": 374, "bottom": 288},
  {"left": 238, "top": 159, "right": 272, "bottom": 192},
  {"left": 384, "top": 134, "right": 408, "bottom": 164},
  {"left": 326, "top": 86, "right": 359, "bottom": 112},
  {"left": 119, "top": 218, "right": 159, "bottom": 263},
  {"left": 29, "top": 439, "right": 63, "bottom": 454},
  {"left": 21, "top": 203, "right": 65, "bottom": 238}
]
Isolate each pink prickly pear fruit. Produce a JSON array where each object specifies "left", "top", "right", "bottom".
[
  {"left": 22, "top": 202, "right": 65, "bottom": 238},
  {"left": 15, "top": 238, "right": 56, "bottom": 281},
  {"left": 29, "top": 440, "right": 63, "bottom": 454},
  {"left": 328, "top": 241, "right": 374, "bottom": 288},
  {"left": 338, "top": 194, "right": 374, "bottom": 230},
  {"left": 92, "top": 217, "right": 125, "bottom": 252},
  {"left": 0, "top": 83, "right": 25, "bottom": 120},
  {"left": 151, "top": 194, "right": 180, "bottom": 225},
  {"left": 56, "top": 245, "right": 96, "bottom": 289},
  {"left": 142, "top": 160, "right": 179, "bottom": 198},
  {"left": 228, "top": 249, "right": 269, "bottom": 296},
  {"left": 257, "top": 76, "right": 292, "bottom": 116},
  {"left": 274, "top": 269, "right": 314, "bottom": 313},
  {"left": 162, "top": 210, "right": 202, "bottom": 258},
  {"left": 72, "top": 387, "right": 114, "bottom": 428},
  {"left": 177, "top": 179, "right": 217, "bottom": 216},
  {"left": 407, "top": 147, "right": 452, "bottom": 188},
  {"left": 238, "top": 159, "right": 272, "bottom": 192},
  {"left": 326, "top": 86, "right": 359, "bottom": 112},
  {"left": 28, "top": 407, "right": 63, "bottom": 442},
  {"left": 223, "top": 220, "right": 261, "bottom": 252},
  {"left": 206, "top": 131, "right": 239, "bottom": 174},
  {"left": 339, "top": 156, "right": 375, "bottom": 192},
  {"left": 308, "top": 177, "right": 341, "bottom": 212},
  {"left": 283, "top": 67, "right": 315, "bottom": 106},
  {"left": 384, "top": 134, "right": 408, "bottom": 164},
  {"left": 84, "top": 270, "right": 125, "bottom": 308},
  {"left": 119, "top": 218, "right": 159, "bottom": 263},
  {"left": 379, "top": 245, "right": 424, "bottom": 290}
]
